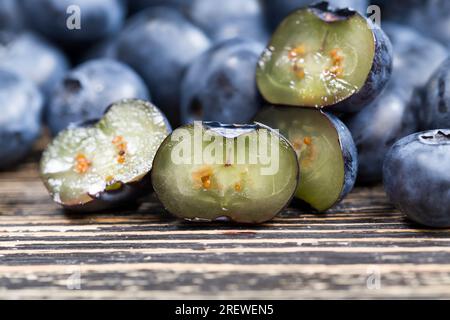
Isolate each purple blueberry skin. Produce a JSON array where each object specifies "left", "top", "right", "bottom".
[
  {"left": 0, "top": 70, "right": 43, "bottom": 170},
  {"left": 46, "top": 59, "right": 150, "bottom": 136},
  {"left": 332, "top": 13, "right": 393, "bottom": 113},
  {"left": 186, "top": 0, "right": 269, "bottom": 44},
  {"left": 18, "top": 0, "right": 126, "bottom": 44},
  {"left": 383, "top": 130, "right": 450, "bottom": 228},
  {"left": 262, "top": 0, "right": 368, "bottom": 30},
  {"left": 181, "top": 38, "right": 264, "bottom": 124},
  {"left": 420, "top": 58, "right": 450, "bottom": 130},
  {"left": 116, "top": 6, "right": 211, "bottom": 126},
  {"left": 0, "top": 31, "right": 70, "bottom": 98},
  {"left": 326, "top": 112, "right": 358, "bottom": 202}
]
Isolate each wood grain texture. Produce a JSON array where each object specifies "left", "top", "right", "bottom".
[{"left": 0, "top": 150, "right": 450, "bottom": 300}]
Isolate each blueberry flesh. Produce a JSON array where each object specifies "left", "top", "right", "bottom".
[
  {"left": 46, "top": 59, "right": 150, "bottom": 136},
  {"left": 152, "top": 122, "right": 299, "bottom": 224},
  {"left": 41, "top": 99, "right": 171, "bottom": 212},
  {"left": 383, "top": 130, "right": 450, "bottom": 228},
  {"left": 0, "top": 70, "right": 43, "bottom": 170},
  {"left": 116, "top": 7, "right": 211, "bottom": 126},
  {"left": 420, "top": 58, "right": 450, "bottom": 130},
  {"left": 0, "top": 0, "right": 23, "bottom": 31},
  {"left": 256, "top": 2, "right": 392, "bottom": 113},
  {"left": 18, "top": 0, "right": 126, "bottom": 44},
  {"left": 345, "top": 24, "right": 446, "bottom": 183},
  {"left": 181, "top": 38, "right": 264, "bottom": 125},
  {"left": 263, "top": 0, "right": 368, "bottom": 30},
  {"left": 186, "top": 0, "right": 269, "bottom": 43},
  {"left": 0, "top": 31, "right": 70, "bottom": 98},
  {"left": 255, "top": 106, "right": 358, "bottom": 212}
]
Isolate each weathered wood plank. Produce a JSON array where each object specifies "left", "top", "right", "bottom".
[{"left": 0, "top": 151, "right": 450, "bottom": 299}]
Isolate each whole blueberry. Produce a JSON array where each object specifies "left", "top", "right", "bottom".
[
  {"left": 383, "top": 130, "right": 450, "bottom": 228},
  {"left": 46, "top": 59, "right": 150, "bottom": 136},
  {"left": 420, "top": 58, "right": 450, "bottom": 130},
  {"left": 116, "top": 7, "right": 211, "bottom": 125},
  {"left": 0, "top": 0, "right": 23, "bottom": 31},
  {"left": 263, "top": 0, "right": 368, "bottom": 29},
  {"left": 0, "top": 69, "right": 43, "bottom": 170},
  {"left": 181, "top": 38, "right": 264, "bottom": 124},
  {"left": 186, "top": 0, "right": 269, "bottom": 43},
  {"left": 0, "top": 31, "right": 69, "bottom": 98},
  {"left": 18, "top": 0, "right": 126, "bottom": 44}
]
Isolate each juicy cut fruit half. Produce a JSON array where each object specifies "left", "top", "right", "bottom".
[
  {"left": 151, "top": 122, "right": 299, "bottom": 224},
  {"left": 256, "top": 2, "right": 392, "bottom": 112},
  {"left": 40, "top": 99, "right": 171, "bottom": 212},
  {"left": 255, "top": 106, "right": 357, "bottom": 212}
]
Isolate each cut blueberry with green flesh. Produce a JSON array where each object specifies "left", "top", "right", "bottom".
[
  {"left": 256, "top": 2, "right": 392, "bottom": 112},
  {"left": 151, "top": 122, "right": 299, "bottom": 224},
  {"left": 40, "top": 99, "right": 171, "bottom": 212},
  {"left": 255, "top": 106, "right": 357, "bottom": 212},
  {"left": 383, "top": 130, "right": 450, "bottom": 228}
]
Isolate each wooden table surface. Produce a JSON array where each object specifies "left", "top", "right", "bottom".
[{"left": 1, "top": 150, "right": 450, "bottom": 300}]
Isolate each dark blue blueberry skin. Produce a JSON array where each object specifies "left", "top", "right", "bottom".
[
  {"left": 186, "top": 0, "right": 269, "bottom": 44},
  {"left": 420, "top": 58, "right": 450, "bottom": 130},
  {"left": 181, "top": 38, "right": 264, "bottom": 124},
  {"left": 0, "top": 31, "right": 69, "bottom": 98},
  {"left": 346, "top": 24, "right": 446, "bottom": 183},
  {"left": 0, "top": 70, "right": 43, "bottom": 170},
  {"left": 263, "top": 0, "right": 368, "bottom": 29},
  {"left": 46, "top": 59, "right": 150, "bottom": 136},
  {"left": 0, "top": 0, "right": 23, "bottom": 30},
  {"left": 383, "top": 130, "right": 450, "bottom": 228},
  {"left": 116, "top": 7, "right": 211, "bottom": 126},
  {"left": 325, "top": 112, "right": 358, "bottom": 203},
  {"left": 18, "top": 0, "right": 126, "bottom": 44}
]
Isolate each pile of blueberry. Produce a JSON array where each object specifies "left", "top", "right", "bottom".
[{"left": 0, "top": 1, "right": 449, "bottom": 227}]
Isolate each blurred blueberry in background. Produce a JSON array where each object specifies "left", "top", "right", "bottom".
[
  {"left": 0, "top": 70, "right": 43, "bottom": 170},
  {"left": 0, "top": 31, "right": 69, "bottom": 98},
  {"left": 345, "top": 23, "right": 448, "bottom": 184},
  {"left": 186, "top": 0, "right": 269, "bottom": 43},
  {"left": 46, "top": 59, "right": 150, "bottom": 136},
  {"left": 18, "top": 0, "right": 126, "bottom": 44},
  {"left": 181, "top": 38, "right": 264, "bottom": 124},
  {"left": 0, "top": 0, "right": 24, "bottom": 31},
  {"left": 116, "top": 6, "right": 211, "bottom": 126}
]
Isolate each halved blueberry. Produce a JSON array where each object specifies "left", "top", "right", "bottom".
[
  {"left": 40, "top": 99, "right": 171, "bottom": 212},
  {"left": 383, "top": 130, "right": 450, "bottom": 228},
  {"left": 255, "top": 106, "right": 357, "bottom": 211},
  {"left": 256, "top": 2, "right": 392, "bottom": 112},
  {"left": 151, "top": 122, "right": 299, "bottom": 224}
]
